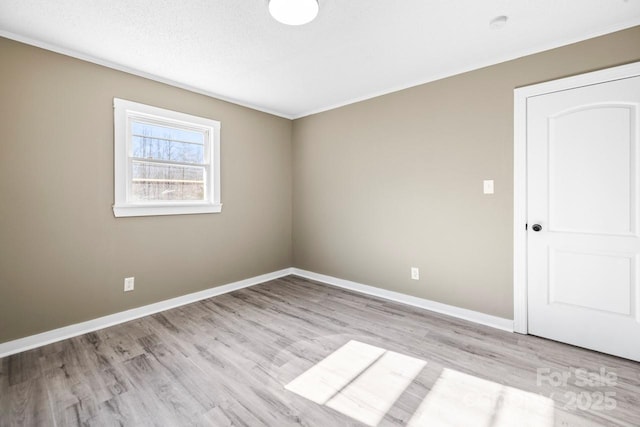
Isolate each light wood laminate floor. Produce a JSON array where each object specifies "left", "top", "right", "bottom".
[{"left": 1, "top": 276, "right": 639, "bottom": 426}]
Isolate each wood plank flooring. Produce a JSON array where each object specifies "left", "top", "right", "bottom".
[{"left": 1, "top": 275, "right": 639, "bottom": 426}]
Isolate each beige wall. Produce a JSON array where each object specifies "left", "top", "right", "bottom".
[
  {"left": 0, "top": 37, "right": 293, "bottom": 343},
  {"left": 2, "top": 27, "right": 640, "bottom": 344},
  {"left": 292, "top": 26, "right": 640, "bottom": 319}
]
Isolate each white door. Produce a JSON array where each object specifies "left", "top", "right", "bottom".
[{"left": 527, "top": 74, "right": 640, "bottom": 362}]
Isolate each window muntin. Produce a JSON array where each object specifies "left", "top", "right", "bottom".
[{"left": 113, "top": 99, "right": 221, "bottom": 217}]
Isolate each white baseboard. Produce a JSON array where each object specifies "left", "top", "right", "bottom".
[
  {"left": 0, "top": 268, "right": 293, "bottom": 358},
  {"left": 291, "top": 268, "right": 514, "bottom": 332},
  {"left": 1, "top": 267, "right": 513, "bottom": 358}
]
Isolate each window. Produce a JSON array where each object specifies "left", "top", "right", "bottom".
[{"left": 113, "top": 98, "right": 221, "bottom": 217}]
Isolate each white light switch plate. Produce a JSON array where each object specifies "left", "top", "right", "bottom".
[{"left": 483, "top": 180, "right": 494, "bottom": 194}]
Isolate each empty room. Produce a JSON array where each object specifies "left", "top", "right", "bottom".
[{"left": 1, "top": 1, "right": 640, "bottom": 426}]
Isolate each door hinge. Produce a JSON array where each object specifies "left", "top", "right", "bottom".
[{"left": 525, "top": 223, "right": 528, "bottom": 230}]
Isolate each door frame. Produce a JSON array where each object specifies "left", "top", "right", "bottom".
[{"left": 513, "top": 61, "right": 640, "bottom": 334}]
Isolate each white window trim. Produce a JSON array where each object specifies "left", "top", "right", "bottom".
[{"left": 113, "top": 98, "right": 222, "bottom": 217}]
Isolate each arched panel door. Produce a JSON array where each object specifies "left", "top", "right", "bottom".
[{"left": 527, "top": 75, "right": 640, "bottom": 361}]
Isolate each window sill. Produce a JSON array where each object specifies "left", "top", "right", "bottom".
[{"left": 113, "top": 203, "right": 223, "bottom": 218}]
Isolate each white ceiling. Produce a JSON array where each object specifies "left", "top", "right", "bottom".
[{"left": 1, "top": 0, "right": 639, "bottom": 119}]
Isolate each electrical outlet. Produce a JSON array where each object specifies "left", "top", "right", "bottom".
[
  {"left": 411, "top": 267, "right": 419, "bottom": 280},
  {"left": 124, "top": 277, "right": 135, "bottom": 292}
]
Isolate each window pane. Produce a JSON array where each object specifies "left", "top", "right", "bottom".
[
  {"left": 132, "top": 121, "right": 204, "bottom": 144},
  {"left": 131, "top": 120, "right": 205, "bottom": 164},
  {"left": 132, "top": 135, "right": 204, "bottom": 164},
  {"left": 131, "top": 160, "right": 205, "bottom": 201}
]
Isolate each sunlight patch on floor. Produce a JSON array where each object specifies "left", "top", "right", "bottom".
[
  {"left": 285, "top": 340, "right": 426, "bottom": 426},
  {"left": 407, "top": 368, "right": 555, "bottom": 427},
  {"left": 286, "top": 341, "right": 554, "bottom": 427},
  {"left": 285, "top": 340, "right": 387, "bottom": 404},
  {"left": 325, "top": 349, "right": 427, "bottom": 425}
]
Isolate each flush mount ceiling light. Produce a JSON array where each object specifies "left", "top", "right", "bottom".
[{"left": 269, "top": 0, "right": 319, "bottom": 26}]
